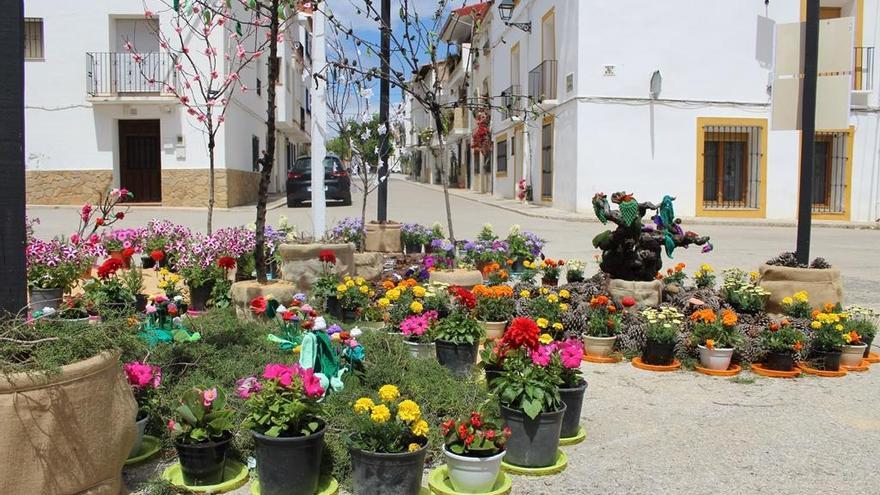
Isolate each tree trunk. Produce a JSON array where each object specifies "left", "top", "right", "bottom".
[
  {"left": 254, "top": 1, "right": 280, "bottom": 284},
  {"left": 360, "top": 176, "right": 368, "bottom": 252},
  {"left": 431, "top": 110, "right": 454, "bottom": 244},
  {"left": 207, "top": 116, "right": 215, "bottom": 235}
]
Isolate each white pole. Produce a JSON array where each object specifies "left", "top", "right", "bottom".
[{"left": 310, "top": 8, "right": 327, "bottom": 238}]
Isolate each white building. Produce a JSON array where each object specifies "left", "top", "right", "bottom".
[
  {"left": 23, "top": 0, "right": 313, "bottom": 208},
  {"left": 432, "top": 0, "right": 879, "bottom": 222}
]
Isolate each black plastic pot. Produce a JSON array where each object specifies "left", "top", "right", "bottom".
[
  {"left": 435, "top": 340, "right": 478, "bottom": 377},
  {"left": 642, "top": 338, "right": 676, "bottom": 366},
  {"left": 174, "top": 435, "right": 231, "bottom": 486},
  {"left": 510, "top": 260, "right": 525, "bottom": 275},
  {"left": 810, "top": 349, "right": 842, "bottom": 371},
  {"left": 350, "top": 444, "right": 427, "bottom": 495},
  {"left": 141, "top": 256, "right": 156, "bottom": 269},
  {"left": 188, "top": 282, "right": 214, "bottom": 312},
  {"left": 558, "top": 381, "right": 587, "bottom": 438},
  {"left": 423, "top": 244, "right": 433, "bottom": 254},
  {"left": 484, "top": 367, "right": 503, "bottom": 389},
  {"left": 252, "top": 425, "right": 326, "bottom": 495},
  {"left": 567, "top": 273, "right": 585, "bottom": 284},
  {"left": 325, "top": 295, "right": 341, "bottom": 317},
  {"left": 764, "top": 351, "right": 795, "bottom": 371},
  {"left": 135, "top": 293, "right": 148, "bottom": 313},
  {"left": 541, "top": 277, "right": 558, "bottom": 287},
  {"left": 405, "top": 242, "right": 422, "bottom": 255},
  {"left": 342, "top": 308, "right": 359, "bottom": 323},
  {"left": 500, "top": 403, "right": 566, "bottom": 468},
  {"left": 864, "top": 335, "right": 875, "bottom": 358}
]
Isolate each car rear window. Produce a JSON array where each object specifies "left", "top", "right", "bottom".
[{"left": 290, "top": 157, "right": 341, "bottom": 173}]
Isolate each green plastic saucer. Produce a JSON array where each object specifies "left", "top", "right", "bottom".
[
  {"left": 162, "top": 459, "right": 249, "bottom": 493},
  {"left": 124, "top": 435, "right": 161, "bottom": 466},
  {"left": 251, "top": 476, "right": 339, "bottom": 495},
  {"left": 559, "top": 426, "right": 587, "bottom": 446},
  {"left": 501, "top": 449, "right": 568, "bottom": 476},
  {"left": 428, "top": 465, "right": 512, "bottom": 495}
]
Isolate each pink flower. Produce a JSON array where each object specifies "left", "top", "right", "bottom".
[
  {"left": 153, "top": 295, "right": 169, "bottom": 303},
  {"left": 144, "top": 10, "right": 153, "bottom": 18},
  {"left": 262, "top": 363, "right": 299, "bottom": 387},
  {"left": 559, "top": 339, "right": 584, "bottom": 368},
  {"left": 167, "top": 419, "right": 176, "bottom": 430},
  {"left": 145, "top": 304, "right": 157, "bottom": 314},
  {"left": 530, "top": 345, "right": 553, "bottom": 367},
  {"left": 70, "top": 233, "right": 81, "bottom": 245},
  {"left": 202, "top": 387, "right": 218, "bottom": 407},
  {"left": 300, "top": 368, "right": 325, "bottom": 398},
  {"left": 124, "top": 362, "right": 160, "bottom": 389},
  {"left": 235, "top": 376, "right": 262, "bottom": 399}
]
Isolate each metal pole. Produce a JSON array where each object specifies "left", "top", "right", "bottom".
[
  {"left": 0, "top": 0, "right": 28, "bottom": 314},
  {"left": 796, "top": 0, "right": 820, "bottom": 265},
  {"left": 377, "top": 0, "right": 390, "bottom": 222},
  {"left": 311, "top": 9, "right": 327, "bottom": 238}
]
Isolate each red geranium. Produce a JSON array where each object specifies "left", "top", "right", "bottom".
[
  {"left": 97, "top": 258, "right": 124, "bottom": 279},
  {"left": 122, "top": 247, "right": 135, "bottom": 259},
  {"left": 250, "top": 296, "right": 267, "bottom": 314},
  {"left": 150, "top": 250, "right": 165, "bottom": 262},
  {"left": 218, "top": 256, "right": 236, "bottom": 269},
  {"left": 502, "top": 317, "right": 540, "bottom": 350},
  {"left": 450, "top": 286, "right": 476, "bottom": 309},
  {"left": 318, "top": 249, "right": 337, "bottom": 265},
  {"left": 115, "top": 211, "right": 125, "bottom": 220}
]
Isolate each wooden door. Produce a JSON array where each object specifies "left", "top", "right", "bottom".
[
  {"left": 119, "top": 120, "right": 161, "bottom": 202},
  {"left": 819, "top": 7, "right": 842, "bottom": 19}
]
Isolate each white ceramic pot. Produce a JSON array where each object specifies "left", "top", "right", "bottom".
[
  {"left": 128, "top": 414, "right": 149, "bottom": 458},
  {"left": 583, "top": 335, "right": 617, "bottom": 358},
  {"left": 404, "top": 339, "right": 436, "bottom": 360},
  {"left": 480, "top": 321, "right": 506, "bottom": 341},
  {"left": 697, "top": 345, "right": 734, "bottom": 371},
  {"left": 841, "top": 344, "right": 868, "bottom": 367},
  {"left": 443, "top": 446, "right": 505, "bottom": 494}
]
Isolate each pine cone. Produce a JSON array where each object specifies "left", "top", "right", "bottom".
[{"left": 810, "top": 257, "right": 832, "bottom": 269}]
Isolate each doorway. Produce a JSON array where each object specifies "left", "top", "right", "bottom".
[
  {"left": 514, "top": 125, "right": 523, "bottom": 197},
  {"left": 541, "top": 121, "right": 553, "bottom": 201},
  {"left": 119, "top": 119, "right": 161, "bottom": 202}
]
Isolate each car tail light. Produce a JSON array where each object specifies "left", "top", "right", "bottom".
[
  {"left": 331, "top": 170, "right": 348, "bottom": 178},
  {"left": 288, "top": 172, "right": 304, "bottom": 180}
]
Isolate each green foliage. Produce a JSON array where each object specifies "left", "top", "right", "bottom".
[
  {"left": 168, "top": 386, "right": 235, "bottom": 443},
  {"left": 491, "top": 351, "right": 562, "bottom": 419},
  {"left": 434, "top": 310, "right": 485, "bottom": 345},
  {"left": 210, "top": 278, "right": 233, "bottom": 309},
  {"left": 721, "top": 268, "right": 769, "bottom": 313},
  {"left": 761, "top": 321, "right": 805, "bottom": 354},
  {"left": 240, "top": 372, "right": 323, "bottom": 438},
  {"left": 82, "top": 276, "right": 136, "bottom": 308}
]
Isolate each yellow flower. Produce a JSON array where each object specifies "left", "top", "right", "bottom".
[
  {"left": 359, "top": 285, "right": 369, "bottom": 294},
  {"left": 369, "top": 290, "right": 376, "bottom": 297},
  {"left": 378, "top": 384, "right": 400, "bottom": 402},
  {"left": 355, "top": 277, "right": 366, "bottom": 285},
  {"left": 412, "top": 286, "right": 426, "bottom": 298},
  {"left": 378, "top": 298, "right": 390, "bottom": 308},
  {"left": 410, "top": 301, "right": 424, "bottom": 314},
  {"left": 337, "top": 284, "right": 348, "bottom": 293},
  {"left": 547, "top": 294, "right": 559, "bottom": 303},
  {"left": 345, "top": 279, "right": 355, "bottom": 288},
  {"left": 519, "top": 290, "right": 531, "bottom": 298},
  {"left": 552, "top": 322, "right": 564, "bottom": 330},
  {"left": 354, "top": 397, "right": 375, "bottom": 414},
  {"left": 344, "top": 275, "right": 352, "bottom": 282},
  {"left": 408, "top": 442, "right": 422, "bottom": 452},
  {"left": 782, "top": 297, "right": 793, "bottom": 306},
  {"left": 370, "top": 404, "right": 391, "bottom": 423},
  {"left": 540, "top": 287, "right": 549, "bottom": 295},
  {"left": 397, "top": 400, "right": 421, "bottom": 422},
  {"left": 835, "top": 324, "right": 844, "bottom": 331},
  {"left": 559, "top": 289, "right": 570, "bottom": 299},
  {"left": 387, "top": 289, "right": 401, "bottom": 301},
  {"left": 749, "top": 271, "right": 759, "bottom": 281},
  {"left": 539, "top": 333, "right": 553, "bottom": 344},
  {"left": 536, "top": 318, "right": 549, "bottom": 329},
  {"left": 843, "top": 332, "right": 853, "bottom": 343},
  {"left": 700, "top": 264, "right": 713, "bottom": 273},
  {"left": 411, "top": 419, "right": 429, "bottom": 437},
  {"left": 793, "top": 291, "right": 809, "bottom": 303},
  {"left": 293, "top": 345, "right": 302, "bottom": 354},
  {"left": 811, "top": 321, "right": 822, "bottom": 329},
  {"left": 560, "top": 303, "right": 569, "bottom": 312}
]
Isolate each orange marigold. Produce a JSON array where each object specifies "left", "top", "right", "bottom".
[
  {"left": 792, "top": 341, "right": 804, "bottom": 351},
  {"left": 382, "top": 280, "right": 395, "bottom": 290},
  {"left": 675, "top": 262, "right": 686, "bottom": 272},
  {"left": 721, "top": 309, "right": 738, "bottom": 327},
  {"left": 690, "top": 309, "right": 716, "bottom": 324},
  {"left": 705, "top": 339, "right": 715, "bottom": 350}
]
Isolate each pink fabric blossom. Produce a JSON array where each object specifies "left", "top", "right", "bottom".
[
  {"left": 202, "top": 387, "right": 218, "bottom": 407},
  {"left": 124, "top": 362, "right": 161, "bottom": 389},
  {"left": 235, "top": 376, "right": 262, "bottom": 398}
]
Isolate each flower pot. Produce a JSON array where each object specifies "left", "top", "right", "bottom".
[
  {"left": 423, "top": 243, "right": 433, "bottom": 254},
  {"left": 809, "top": 349, "right": 842, "bottom": 371},
  {"left": 841, "top": 344, "right": 868, "bottom": 367},
  {"left": 129, "top": 413, "right": 149, "bottom": 458},
  {"left": 764, "top": 351, "right": 795, "bottom": 372},
  {"left": 342, "top": 308, "right": 359, "bottom": 323},
  {"left": 135, "top": 293, "right": 148, "bottom": 313},
  {"left": 558, "top": 380, "right": 587, "bottom": 439},
  {"left": 567, "top": 273, "right": 585, "bottom": 284},
  {"left": 350, "top": 444, "right": 427, "bottom": 495},
  {"left": 480, "top": 321, "right": 506, "bottom": 341},
  {"left": 499, "top": 404, "right": 566, "bottom": 468},
  {"left": 583, "top": 335, "right": 617, "bottom": 358},
  {"left": 404, "top": 242, "right": 422, "bottom": 255},
  {"left": 541, "top": 277, "right": 558, "bottom": 287},
  {"left": 188, "top": 282, "right": 214, "bottom": 312},
  {"left": 141, "top": 256, "right": 156, "bottom": 269},
  {"left": 404, "top": 340, "right": 436, "bottom": 360},
  {"left": 29, "top": 287, "right": 63, "bottom": 312},
  {"left": 252, "top": 425, "right": 325, "bottom": 495},
  {"left": 484, "top": 367, "right": 503, "bottom": 389},
  {"left": 325, "top": 295, "right": 340, "bottom": 317},
  {"left": 697, "top": 345, "right": 734, "bottom": 371},
  {"left": 435, "top": 340, "right": 479, "bottom": 377},
  {"left": 174, "top": 435, "right": 232, "bottom": 486},
  {"left": 642, "top": 338, "right": 676, "bottom": 366},
  {"left": 109, "top": 250, "right": 132, "bottom": 269},
  {"left": 863, "top": 335, "right": 875, "bottom": 358},
  {"left": 443, "top": 446, "right": 505, "bottom": 494}
]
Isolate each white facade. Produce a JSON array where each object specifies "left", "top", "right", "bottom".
[
  {"left": 433, "top": 0, "right": 880, "bottom": 222},
  {"left": 23, "top": 0, "right": 312, "bottom": 207}
]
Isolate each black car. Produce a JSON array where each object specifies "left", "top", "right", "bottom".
[{"left": 286, "top": 155, "right": 352, "bottom": 207}]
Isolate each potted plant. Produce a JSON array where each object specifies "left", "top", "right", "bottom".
[
  {"left": 840, "top": 330, "right": 868, "bottom": 367},
  {"left": 82, "top": 258, "right": 137, "bottom": 315},
  {"left": 400, "top": 311, "right": 439, "bottom": 359},
  {"left": 123, "top": 361, "right": 161, "bottom": 458},
  {"left": 57, "top": 294, "right": 97, "bottom": 322},
  {"left": 504, "top": 225, "right": 544, "bottom": 272},
  {"left": 101, "top": 229, "right": 139, "bottom": 269},
  {"left": 26, "top": 237, "right": 92, "bottom": 311},
  {"left": 538, "top": 258, "right": 564, "bottom": 287},
  {"left": 640, "top": 306, "right": 684, "bottom": 365},
  {"left": 781, "top": 291, "right": 813, "bottom": 319},
  {"left": 401, "top": 223, "right": 428, "bottom": 255},
  {"left": 336, "top": 276, "right": 371, "bottom": 322},
  {"left": 479, "top": 340, "right": 506, "bottom": 388},
  {"left": 348, "top": 385, "right": 430, "bottom": 495},
  {"left": 660, "top": 262, "right": 687, "bottom": 288},
  {"left": 524, "top": 288, "right": 568, "bottom": 338},
  {"left": 760, "top": 319, "right": 804, "bottom": 371},
  {"left": 565, "top": 259, "right": 586, "bottom": 283},
  {"left": 472, "top": 284, "right": 514, "bottom": 341},
  {"left": 846, "top": 306, "right": 878, "bottom": 358},
  {"left": 434, "top": 309, "right": 485, "bottom": 377},
  {"left": 582, "top": 295, "right": 620, "bottom": 358},
  {"left": 808, "top": 308, "right": 849, "bottom": 371},
  {"left": 167, "top": 387, "right": 235, "bottom": 486},
  {"left": 313, "top": 250, "right": 340, "bottom": 314},
  {"left": 238, "top": 363, "right": 326, "bottom": 495},
  {"left": 721, "top": 268, "right": 770, "bottom": 314},
  {"left": 491, "top": 317, "right": 565, "bottom": 468},
  {"left": 440, "top": 412, "right": 511, "bottom": 493},
  {"left": 121, "top": 267, "right": 148, "bottom": 312},
  {"left": 548, "top": 338, "right": 587, "bottom": 439},
  {"left": 689, "top": 308, "right": 743, "bottom": 371},
  {"left": 693, "top": 263, "right": 716, "bottom": 289},
  {"left": 424, "top": 223, "right": 445, "bottom": 253}
]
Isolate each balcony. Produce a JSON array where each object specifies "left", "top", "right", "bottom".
[
  {"left": 86, "top": 52, "right": 177, "bottom": 100},
  {"left": 500, "top": 84, "right": 521, "bottom": 118},
  {"left": 854, "top": 46, "right": 874, "bottom": 91},
  {"left": 528, "top": 59, "right": 558, "bottom": 103}
]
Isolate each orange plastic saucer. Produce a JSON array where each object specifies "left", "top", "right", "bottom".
[
  {"left": 631, "top": 357, "right": 681, "bottom": 372},
  {"left": 841, "top": 360, "right": 870, "bottom": 372},
  {"left": 865, "top": 352, "right": 880, "bottom": 364},
  {"left": 694, "top": 364, "right": 742, "bottom": 376},
  {"left": 583, "top": 354, "right": 621, "bottom": 364},
  {"left": 796, "top": 362, "right": 847, "bottom": 377},
  {"left": 750, "top": 363, "right": 801, "bottom": 378}
]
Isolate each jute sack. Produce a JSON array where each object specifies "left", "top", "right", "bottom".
[
  {"left": 757, "top": 264, "right": 843, "bottom": 314},
  {"left": 364, "top": 222, "right": 402, "bottom": 253},
  {"left": 429, "top": 269, "right": 484, "bottom": 290},
  {"left": 0, "top": 351, "right": 136, "bottom": 495},
  {"left": 607, "top": 279, "right": 664, "bottom": 307}
]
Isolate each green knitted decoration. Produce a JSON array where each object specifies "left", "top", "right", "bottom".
[{"left": 619, "top": 199, "right": 640, "bottom": 227}]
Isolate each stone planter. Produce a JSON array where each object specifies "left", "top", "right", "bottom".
[
  {"left": 583, "top": 335, "right": 617, "bottom": 358},
  {"left": 353, "top": 252, "right": 385, "bottom": 281},
  {"left": 499, "top": 404, "right": 565, "bottom": 468},
  {"left": 279, "top": 243, "right": 355, "bottom": 292},
  {"left": 429, "top": 269, "right": 484, "bottom": 290},
  {"left": 479, "top": 320, "right": 506, "bottom": 341},
  {"left": 697, "top": 345, "right": 734, "bottom": 371},
  {"left": 757, "top": 264, "right": 843, "bottom": 314},
  {"left": 841, "top": 344, "right": 868, "bottom": 367},
  {"left": 443, "top": 446, "right": 505, "bottom": 494},
  {"left": 364, "top": 221, "right": 402, "bottom": 253},
  {"left": 607, "top": 278, "right": 663, "bottom": 307}
]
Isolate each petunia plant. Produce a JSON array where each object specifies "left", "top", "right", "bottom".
[{"left": 239, "top": 363, "right": 325, "bottom": 438}]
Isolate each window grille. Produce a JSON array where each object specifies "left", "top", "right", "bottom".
[
  {"left": 701, "top": 125, "right": 762, "bottom": 209},
  {"left": 812, "top": 131, "right": 848, "bottom": 214},
  {"left": 24, "top": 18, "right": 44, "bottom": 59}
]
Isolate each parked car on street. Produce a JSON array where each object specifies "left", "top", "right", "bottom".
[{"left": 286, "top": 155, "right": 352, "bottom": 207}]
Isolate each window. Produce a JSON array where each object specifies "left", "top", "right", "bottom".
[
  {"left": 812, "top": 130, "right": 852, "bottom": 215},
  {"left": 24, "top": 18, "right": 44, "bottom": 60},
  {"left": 257, "top": 78, "right": 262, "bottom": 96},
  {"left": 252, "top": 135, "right": 260, "bottom": 171},
  {"left": 306, "top": 88, "right": 311, "bottom": 114},
  {"left": 495, "top": 138, "right": 508, "bottom": 176},
  {"left": 696, "top": 118, "right": 767, "bottom": 217},
  {"left": 305, "top": 31, "right": 312, "bottom": 60},
  {"left": 300, "top": 107, "right": 306, "bottom": 130},
  {"left": 541, "top": 121, "right": 553, "bottom": 198}
]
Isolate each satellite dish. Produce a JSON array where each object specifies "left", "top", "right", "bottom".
[{"left": 650, "top": 70, "right": 662, "bottom": 99}]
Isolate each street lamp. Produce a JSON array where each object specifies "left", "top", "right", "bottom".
[{"left": 497, "top": 0, "right": 531, "bottom": 33}]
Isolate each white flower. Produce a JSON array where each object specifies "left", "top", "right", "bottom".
[
  {"left": 313, "top": 316, "right": 327, "bottom": 331},
  {"left": 276, "top": 304, "right": 287, "bottom": 314},
  {"left": 359, "top": 87, "right": 373, "bottom": 99},
  {"left": 172, "top": 316, "right": 182, "bottom": 326},
  {"left": 351, "top": 327, "right": 363, "bottom": 337},
  {"left": 41, "top": 306, "right": 56, "bottom": 316},
  {"left": 174, "top": 295, "right": 183, "bottom": 302}
]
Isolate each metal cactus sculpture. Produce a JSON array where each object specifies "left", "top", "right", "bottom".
[{"left": 592, "top": 192, "right": 712, "bottom": 281}]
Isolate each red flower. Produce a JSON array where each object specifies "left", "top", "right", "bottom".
[
  {"left": 218, "top": 256, "right": 236, "bottom": 269},
  {"left": 318, "top": 249, "right": 337, "bottom": 265},
  {"left": 458, "top": 423, "right": 469, "bottom": 440},
  {"left": 150, "top": 250, "right": 165, "bottom": 262},
  {"left": 621, "top": 296, "right": 636, "bottom": 308},
  {"left": 115, "top": 211, "right": 125, "bottom": 220},
  {"left": 441, "top": 419, "right": 456, "bottom": 436},
  {"left": 282, "top": 310, "right": 296, "bottom": 321},
  {"left": 96, "top": 218, "right": 105, "bottom": 226},
  {"left": 250, "top": 296, "right": 267, "bottom": 314},
  {"left": 470, "top": 412, "right": 482, "bottom": 428},
  {"left": 450, "top": 286, "right": 476, "bottom": 309},
  {"left": 503, "top": 317, "right": 540, "bottom": 350},
  {"left": 485, "top": 429, "right": 496, "bottom": 440},
  {"left": 302, "top": 320, "right": 314, "bottom": 329},
  {"left": 97, "top": 258, "right": 123, "bottom": 279},
  {"left": 464, "top": 434, "right": 475, "bottom": 446},
  {"left": 558, "top": 259, "right": 565, "bottom": 266},
  {"left": 122, "top": 247, "right": 135, "bottom": 259}
]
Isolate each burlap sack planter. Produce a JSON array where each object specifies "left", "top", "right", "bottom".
[
  {"left": 364, "top": 221, "right": 402, "bottom": 253},
  {"left": 606, "top": 279, "right": 663, "bottom": 307},
  {"left": 0, "top": 350, "right": 137, "bottom": 495},
  {"left": 279, "top": 243, "right": 355, "bottom": 292},
  {"left": 429, "top": 269, "right": 484, "bottom": 290},
  {"left": 757, "top": 264, "right": 843, "bottom": 314}
]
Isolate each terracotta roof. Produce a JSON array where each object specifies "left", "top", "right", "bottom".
[{"left": 451, "top": 2, "right": 492, "bottom": 20}]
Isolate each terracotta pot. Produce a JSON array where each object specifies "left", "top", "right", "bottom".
[{"left": 583, "top": 335, "right": 617, "bottom": 358}]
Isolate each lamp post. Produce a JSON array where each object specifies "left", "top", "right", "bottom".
[
  {"left": 796, "top": 0, "right": 820, "bottom": 265},
  {"left": 497, "top": 0, "right": 531, "bottom": 33},
  {"left": 377, "top": 0, "right": 390, "bottom": 222}
]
